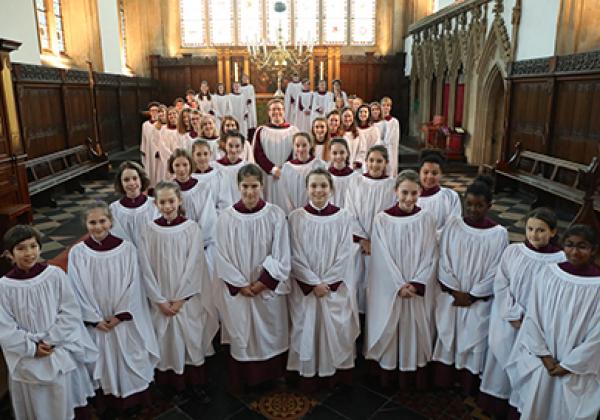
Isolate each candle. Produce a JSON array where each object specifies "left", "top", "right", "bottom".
[
  {"left": 234, "top": 62, "right": 239, "bottom": 82},
  {"left": 319, "top": 62, "right": 324, "bottom": 81}
]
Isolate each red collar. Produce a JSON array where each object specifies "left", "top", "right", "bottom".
[
  {"left": 189, "top": 130, "right": 198, "bottom": 139},
  {"left": 524, "top": 241, "right": 561, "bottom": 254},
  {"left": 175, "top": 177, "right": 198, "bottom": 191},
  {"left": 267, "top": 122, "right": 291, "bottom": 129},
  {"left": 358, "top": 122, "right": 371, "bottom": 129},
  {"left": 233, "top": 199, "right": 266, "bottom": 213},
  {"left": 463, "top": 216, "right": 498, "bottom": 229},
  {"left": 84, "top": 233, "right": 123, "bottom": 251},
  {"left": 329, "top": 166, "right": 353, "bottom": 176},
  {"left": 420, "top": 185, "right": 441, "bottom": 197},
  {"left": 5, "top": 263, "right": 47, "bottom": 280},
  {"left": 384, "top": 205, "right": 421, "bottom": 217},
  {"left": 119, "top": 194, "right": 148, "bottom": 208},
  {"left": 167, "top": 124, "right": 177, "bottom": 130},
  {"left": 304, "top": 203, "right": 340, "bottom": 216},
  {"left": 217, "top": 157, "right": 242, "bottom": 166},
  {"left": 558, "top": 261, "right": 600, "bottom": 277},
  {"left": 363, "top": 172, "right": 387, "bottom": 180},
  {"left": 384, "top": 115, "right": 393, "bottom": 121},
  {"left": 289, "top": 156, "right": 314, "bottom": 165},
  {"left": 195, "top": 166, "right": 214, "bottom": 174},
  {"left": 154, "top": 215, "right": 187, "bottom": 226}
]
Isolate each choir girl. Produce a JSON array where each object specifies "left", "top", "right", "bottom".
[
  {"left": 197, "top": 80, "right": 214, "bottom": 116},
  {"left": 312, "top": 117, "right": 331, "bottom": 161},
  {"left": 252, "top": 99, "right": 299, "bottom": 211},
  {"left": 215, "top": 131, "right": 248, "bottom": 210},
  {"left": 184, "top": 89, "right": 196, "bottom": 108},
  {"left": 281, "top": 132, "right": 326, "bottom": 214},
  {"left": 328, "top": 137, "right": 358, "bottom": 207},
  {"left": 506, "top": 224, "right": 600, "bottom": 420},
  {"left": 287, "top": 168, "right": 359, "bottom": 390},
  {"left": 240, "top": 74, "right": 258, "bottom": 140},
  {"left": 215, "top": 163, "right": 291, "bottom": 391},
  {"left": 141, "top": 101, "right": 160, "bottom": 168},
  {"left": 356, "top": 104, "right": 381, "bottom": 156},
  {"left": 370, "top": 101, "right": 386, "bottom": 143},
  {"left": 296, "top": 79, "right": 313, "bottom": 132},
  {"left": 220, "top": 114, "right": 254, "bottom": 162},
  {"left": 161, "top": 106, "right": 180, "bottom": 153},
  {"left": 284, "top": 73, "right": 302, "bottom": 126},
  {"left": 311, "top": 80, "right": 334, "bottom": 124},
  {"left": 346, "top": 145, "right": 396, "bottom": 312},
  {"left": 147, "top": 106, "right": 171, "bottom": 188},
  {"left": 417, "top": 152, "right": 462, "bottom": 233},
  {"left": 174, "top": 97, "right": 185, "bottom": 113},
  {"left": 351, "top": 97, "right": 363, "bottom": 113},
  {"left": 213, "top": 82, "right": 231, "bottom": 131},
  {"left": 191, "top": 139, "right": 221, "bottom": 208},
  {"left": 138, "top": 181, "right": 218, "bottom": 399},
  {"left": 332, "top": 79, "right": 348, "bottom": 107},
  {"left": 479, "top": 207, "right": 565, "bottom": 418},
  {"left": 341, "top": 107, "right": 367, "bottom": 170},
  {"left": 0, "top": 225, "right": 97, "bottom": 420},
  {"left": 327, "top": 109, "right": 344, "bottom": 138},
  {"left": 68, "top": 202, "right": 159, "bottom": 416},
  {"left": 228, "top": 81, "right": 249, "bottom": 138},
  {"left": 166, "top": 149, "right": 217, "bottom": 256},
  {"left": 109, "top": 161, "right": 158, "bottom": 247},
  {"left": 199, "top": 114, "right": 221, "bottom": 159},
  {"left": 432, "top": 176, "right": 508, "bottom": 395},
  {"left": 177, "top": 108, "right": 193, "bottom": 151},
  {"left": 365, "top": 169, "right": 437, "bottom": 389},
  {"left": 335, "top": 96, "right": 346, "bottom": 111},
  {"left": 380, "top": 97, "right": 400, "bottom": 177}
]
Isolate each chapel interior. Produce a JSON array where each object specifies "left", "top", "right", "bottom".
[{"left": 0, "top": 0, "right": 599, "bottom": 419}]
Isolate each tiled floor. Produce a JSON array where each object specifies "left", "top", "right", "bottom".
[{"left": 3, "top": 168, "right": 574, "bottom": 419}]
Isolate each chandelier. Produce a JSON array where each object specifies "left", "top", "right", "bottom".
[{"left": 247, "top": 1, "right": 314, "bottom": 97}]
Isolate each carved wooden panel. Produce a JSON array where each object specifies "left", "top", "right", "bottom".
[
  {"left": 507, "top": 81, "right": 550, "bottom": 154},
  {"left": 0, "top": 80, "right": 7, "bottom": 158},
  {"left": 63, "top": 85, "right": 94, "bottom": 149},
  {"left": 95, "top": 86, "right": 122, "bottom": 153},
  {"left": 158, "top": 67, "right": 191, "bottom": 104},
  {"left": 119, "top": 86, "right": 139, "bottom": 148},
  {"left": 191, "top": 65, "right": 218, "bottom": 94}
]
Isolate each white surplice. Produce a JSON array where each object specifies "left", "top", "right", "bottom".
[
  {"left": 295, "top": 91, "right": 313, "bottom": 132},
  {"left": 138, "top": 220, "right": 218, "bottom": 373},
  {"left": 215, "top": 203, "right": 291, "bottom": 361},
  {"left": 161, "top": 126, "right": 180, "bottom": 154},
  {"left": 197, "top": 95, "right": 214, "bottom": 117},
  {"left": 311, "top": 91, "right": 335, "bottom": 124},
  {"left": 329, "top": 170, "right": 358, "bottom": 208},
  {"left": 192, "top": 168, "right": 221, "bottom": 210},
  {"left": 343, "top": 131, "right": 368, "bottom": 169},
  {"left": 357, "top": 126, "right": 382, "bottom": 156},
  {"left": 346, "top": 175, "right": 396, "bottom": 312},
  {"left": 68, "top": 240, "right": 159, "bottom": 398},
  {"left": 228, "top": 93, "right": 248, "bottom": 137},
  {"left": 240, "top": 84, "right": 257, "bottom": 129},
  {"left": 147, "top": 124, "right": 172, "bottom": 187},
  {"left": 212, "top": 94, "right": 231, "bottom": 132},
  {"left": 287, "top": 207, "right": 359, "bottom": 377},
  {"left": 214, "top": 160, "right": 246, "bottom": 210},
  {"left": 109, "top": 197, "right": 159, "bottom": 248},
  {"left": 280, "top": 158, "right": 326, "bottom": 214},
  {"left": 177, "top": 132, "right": 194, "bottom": 153},
  {"left": 480, "top": 244, "right": 565, "bottom": 400},
  {"left": 140, "top": 120, "right": 154, "bottom": 168},
  {"left": 199, "top": 136, "right": 222, "bottom": 161},
  {"left": 433, "top": 217, "right": 508, "bottom": 374},
  {"left": 0, "top": 266, "right": 97, "bottom": 420},
  {"left": 506, "top": 264, "right": 600, "bottom": 420},
  {"left": 365, "top": 210, "right": 438, "bottom": 371},
  {"left": 417, "top": 187, "right": 462, "bottom": 234},
  {"left": 382, "top": 117, "right": 400, "bottom": 177},
  {"left": 284, "top": 81, "right": 303, "bottom": 126}
]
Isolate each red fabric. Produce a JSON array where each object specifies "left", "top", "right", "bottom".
[
  {"left": 155, "top": 365, "right": 207, "bottom": 392},
  {"left": 252, "top": 128, "right": 275, "bottom": 174},
  {"left": 384, "top": 205, "right": 421, "bottom": 217},
  {"left": 174, "top": 177, "right": 198, "bottom": 192},
  {"left": 217, "top": 157, "right": 242, "bottom": 166},
  {"left": 454, "top": 84, "right": 465, "bottom": 126},
  {"left": 92, "top": 387, "right": 151, "bottom": 413},
  {"left": 83, "top": 234, "right": 123, "bottom": 251},
  {"left": 154, "top": 216, "right": 187, "bottom": 227},
  {"left": 367, "top": 360, "right": 431, "bottom": 391},
  {"left": 233, "top": 199, "right": 266, "bottom": 214},
  {"left": 431, "top": 361, "right": 481, "bottom": 396},
  {"left": 258, "top": 269, "right": 279, "bottom": 291},
  {"left": 295, "top": 368, "right": 353, "bottom": 394},
  {"left": 478, "top": 391, "right": 510, "bottom": 420},
  {"left": 442, "top": 83, "right": 450, "bottom": 122},
  {"left": 296, "top": 279, "right": 343, "bottom": 295},
  {"left": 303, "top": 203, "right": 340, "bottom": 216},
  {"left": 119, "top": 194, "right": 147, "bottom": 208},
  {"left": 6, "top": 263, "right": 47, "bottom": 280},
  {"left": 420, "top": 185, "right": 441, "bottom": 197},
  {"left": 558, "top": 262, "right": 600, "bottom": 277},
  {"left": 328, "top": 166, "right": 353, "bottom": 176},
  {"left": 226, "top": 350, "right": 287, "bottom": 391}
]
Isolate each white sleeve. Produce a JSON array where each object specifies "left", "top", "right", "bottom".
[
  {"left": 137, "top": 227, "right": 168, "bottom": 304},
  {"left": 261, "top": 211, "right": 291, "bottom": 284}
]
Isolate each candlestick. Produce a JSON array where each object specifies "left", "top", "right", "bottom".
[
  {"left": 234, "top": 62, "right": 239, "bottom": 82},
  {"left": 319, "top": 62, "right": 324, "bottom": 81}
]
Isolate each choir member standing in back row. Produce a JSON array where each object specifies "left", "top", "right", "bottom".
[
  {"left": 506, "top": 224, "right": 600, "bottom": 420},
  {"left": 220, "top": 114, "right": 254, "bottom": 163},
  {"left": 312, "top": 117, "right": 331, "bottom": 161},
  {"left": 68, "top": 202, "right": 159, "bottom": 418},
  {"left": 0, "top": 225, "right": 97, "bottom": 420},
  {"left": 228, "top": 82, "right": 249, "bottom": 140},
  {"left": 191, "top": 139, "right": 221, "bottom": 210},
  {"left": 241, "top": 74, "right": 258, "bottom": 141},
  {"left": 252, "top": 98, "right": 299, "bottom": 211},
  {"left": 213, "top": 82, "right": 231, "bottom": 132},
  {"left": 332, "top": 79, "right": 348, "bottom": 108},
  {"left": 356, "top": 104, "right": 382, "bottom": 161},
  {"left": 328, "top": 137, "right": 358, "bottom": 208},
  {"left": 381, "top": 97, "right": 400, "bottom": 177},
  {"left": 311, "top": 80, "right": 335, "bottom": 125},
  {"left": 287, "top": 168, "right": 359, "bottom": 392},
  {"left": 341, "top": 107, "right": 367, "bottom": 170},
  {"left": 284, "top": 73, "right": 302, "bottom": 127},
  {"left": 478, "top": 207, "right": 565, "bottom": 419},
  {"left": 370, "top": 101, "right": 386, "bottom": 144},
  {"left": 296, "top": 79, "right": 313, "bottom": 132},
  {"left": 365, "top": 170, "right": 437, "bottom": 390},
  {"left": 161, "top": 106, "right": 180, "bottom": 154},
  {"left": 432, "top": 176, "right": 508, "bottom": 396},
  {"left": 177, "top": 108, "right": 193, "bottom": 151},
  {"left": 215, "top": 164, "right": 291, "bottom": 392},
  {"left": 215, "top": 131, "right": 248, "bottom": 211},
  {"left": 196, "top": 81, "right": 214, "bottom": 117},
  {"left": 140, "top": 101, "right": 160, "bottom": 170},
  {"left": 138, "top": 181, "right": 218, "bottom": 402},
  {"left": 199, "top": 114, "right": 221, "bottom": 160},
  {"left": 184, "top": 89, "right": 196, "bottom": 109}
]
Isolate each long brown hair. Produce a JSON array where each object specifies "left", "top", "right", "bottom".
[
  {"left": 341, "top": 107, "right": 358, "bottom": 139},
  {"left": 311, "top": 117, "right": 331, "bottom": 161}
]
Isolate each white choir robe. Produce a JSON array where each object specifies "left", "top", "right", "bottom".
[
  {"left": 346, "top": 175, "right": 396, "bottom": 312},
  {"left": 147, "top": 125, "right": 172, "bottom": 187},
  {"left": 333, "top": 90, "right": 348, "bottom": 107},
  {"left": 197, "top": 96, "right": 214, "bottom": 117},
  {"left": 0, "top": 266, "right": 98, "bottom": 420},
  {"left": 192, "top": 168, "right": 221, "bottom": 210},
  {"left": 215, "top": 203, "right": 291, "bottom": 361},
  {"left": 329, "top": 169, "right": 359, "bottom": 208},
  {"left": 344, "top": 131, "right": 368, "bottom": 169},
  {"left": 280, "top": 158, "right": 326, "bottom": 214},
  {"left": 177, "top": 132, "right": 194, "bottom": 153},
  {"left": 373, "top": 120, "right": 386, "bottom": 143},
  {"left": 214, "top": 160, "right": 246, "bottom": 210},
  {"left": 240, "top": 84, "right": 258, "bottom": 130},
  {"left": 365, "top": 210, "right": 438, "bottom": 372},
  {"left": 433, "top": 217, "right": 508, "bottom": 374},
  {"left": 199, "top": 136, "right": 222, "bottom": 161},
  {"left": 109, "top": 197, "right": 159, "bottom": 248},
  {"left": 311, "top": 91, "right": 335, "bottom": 124},
  {"left": 140, "top": 120, "right": 154, "bottom": 167},
  {"left": 228, "top": 93, "right": 249, "bottom": 136},
  {"left": 295, "top": 91, "right": 314, "bottom": 132},
  {"left": 480, "top": 244, "right": 565, "bottom": 400},
  {"left": 252, "top": 125, "right": 299, "bottom": 211},
  {"left": 382, "top": 117, "right": 400, "bottom": 177},
  {"left": 287, "top": 207, "right": 359, "bottom": 377},
  {"left": 506, "top": 264, "right": 600, "bottom": 420},
  {"left": 284, "top": 81, "right": 303, "bottom": 126},
  {"left": 212, "top": 95, "right": 231, "bottom": 132},
  {"left": 68, "top": 241, "right": 159, "bottom": 398},
  {"left": 138, "top": 220, "right": 219, "bottom": 374},
  {"left": 161, "top": 126, "right": 180, "bottom": 154},
  {"left": 358, "top": 126, "right": 382, "bottom": 157},
  {"left": 417, "top": 187, "right": 462, "bottom": 235}
]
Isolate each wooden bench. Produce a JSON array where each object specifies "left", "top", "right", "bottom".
[
  {"left": 495, "top": 142, "right": 600, "bottom": 230},
  {"left": 26, "top": 138, "right": 109, "bottom": 204}
]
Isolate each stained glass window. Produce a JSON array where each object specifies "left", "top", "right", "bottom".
[
  {"left": 350, "top": 0, "right": 376, "bottom": 45},
  {"left": 35, "top": 0, "right": 50, "bottom": 50},
  {"left": 180, "top": 0, "right": 205, "bottom": 47},
  {"left": 267, "top": 0, "right": 290, "bottom": 44},
  {"left": 53, "top": 0, "right": 66, "bottom": 53},
  {"left": 293, "top": 0, "right": 318, "bottom": 44},
  {"left": 323, "top": 0, "right": 347, "bottom": 45},
  {"left": 238, "top": 0, "right": 263, "bottom": 45},
  {"left": 209, "top": 0, "right": 234, "bottom": 45}
]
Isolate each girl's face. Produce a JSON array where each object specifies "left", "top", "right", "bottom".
[
  {"left": 182, "top": 112, "right": 190, "bottom": 127},
  {"left": 202, "top": 119, "right": 215, "bottom": 136},
  {"left": 396, "top": 180, "right": 420, "bottom": 212},
  {"left": 366, "top": 151, "right": 387, "bottom": 178},
  {"left": 307, "top": 174, "right": 331, "bottom": 208},
  {"left": 318, "top": 81, "right": 327, "bottom": 92},
  {"left": 294, "top": 136, "right": 311, "bottom": 161},
  {"left": 9, "top": 237, "right": 40, "bottom": 271},
  {"left": 313, "top": 121, "right": 328, "bottom": 139},
  {"left": 167, "top": 110, "right": 178, "bottom": 125},
  {"left": 86, "top": 208, "right": 112, "bottom": 242},
  {"left": 563, "top": 234, "right": 597, "bottom": 267},
  {"left": 190, "top": 114, "right": 201, "bottom": 130},
  {"left": 358, "top": 107, "right": 369, "bottom": 122},
  {"left": 342, "top": 110, "right": 354, "bottom": 128},
  {"left": 190, "top": 101, "right": 198, "bottom": 109},
  {"left": 464, "top": 193, "right": 491, "bottom": 222},
  {"left": 217, "top": 84, "right": 225, "bottom": 94},
  {"left": 330, "top": 143, "right": 349, "bottom": 168},
  {"left": 381, "top": 102, "right": 391, "bottom": 116},
  {"left": 239, "top": 175, "right": 263, "bottom": 208},
  {"left": 149, "top": 106, "right": 159, "bottom": 121},
  {"left": 371, "top": 107, "right": 381, "bottom": 120},
  {"left": 155, "top": 188, "right": 181, "bottom": 220},
  {"left": 419, "top": 162, "right": 442, "bottom": 189},
  {"left": 225, "top": 137, "right": 243, "bottom": 161},
  {"left": 328, "top": 114, "right": 340, "bottom": 132},
  {"left": 173, "top": 156, "right": 191, "bottom": 181},
  {"left": 121, "top": 168, "right": 141, "bottom": 198},
  {"left": 233, "top": 83, "right": 241, "bottom": 93},
  {"left": 193, "top": 145, "right": 211, "bottom": 170},
  {"left": 526, "top": 218, "right": 556, "bottom": 249},
  {"left": 223, "top": 119, "right": 238, "bottom": 133},
  {"left": 158, "top": 109, "right": 167, "bottom": 124},
  {"left": 201, "top": 82, "right": 209, "bottom": 94}
]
